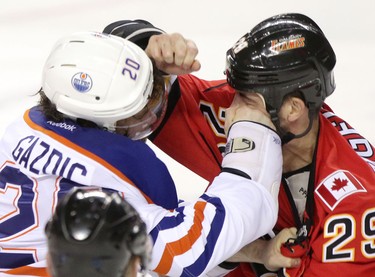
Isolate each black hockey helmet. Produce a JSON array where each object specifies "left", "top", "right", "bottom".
[
  {"left": 226, "top": 13, "right": 336, "bottom": 118},
  {"left": 103, "top": 19, "right": 165, "bottom": 50},
  {"left": 45, "top": 187, "right": 150, "bottom": 277}
]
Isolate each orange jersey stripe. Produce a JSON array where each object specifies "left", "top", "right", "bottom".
[
  {"left": 154, "top": 201, "right": 207, "bottom": 274},
  {"left": 3, "top": 266, "right": 49, "bottom": 276}
]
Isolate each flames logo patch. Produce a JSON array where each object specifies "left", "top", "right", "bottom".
[{"left": 270, "top": 34, "right": 305, "bottom": 53}]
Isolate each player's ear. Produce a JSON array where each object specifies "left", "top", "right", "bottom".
[{"left": 281, "top": 96, "right": 305, "bottom": 123}]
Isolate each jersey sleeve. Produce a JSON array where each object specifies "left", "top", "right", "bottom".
[
  {"left": 139, "top": 171, "right": 277, "bottom": 277},
  {"left": 150, "top": 74, "right": 235, "bottom": 182},
  {"left": 143, "top": 121, "right": 282, "bottom": 276}
]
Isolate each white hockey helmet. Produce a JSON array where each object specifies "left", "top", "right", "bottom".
[{"left": 42, "top": 31, "right": 154, "bottom": 131}]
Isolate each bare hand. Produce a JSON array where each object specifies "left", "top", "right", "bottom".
[
  {"left": 227, "top": 228, "right": 300, "bottom": 272},
  {"left": 145, "top": 33, "right": 201, "bottom": 75},
  {"left": 261, "top": 228, "right": 301, "bottom": 271},
  {"left": 224, "top": 92, "right": 275, "bottom": 134}
]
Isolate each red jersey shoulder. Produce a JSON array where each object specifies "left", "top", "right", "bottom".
[{"left": 177, "top": 74, "right": 235, "bottom": 107}]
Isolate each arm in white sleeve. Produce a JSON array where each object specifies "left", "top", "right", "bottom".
[
  {"left": 144, "top": 121, "right": 282, "bottom": 277},
  {"left": 222, "top": 120, "right": 282, "bottom": 206}
]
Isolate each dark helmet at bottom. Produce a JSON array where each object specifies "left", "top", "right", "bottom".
[
  {"left": 45, "top": 187, "right": 150, "bottom": 277},
  {"left": 226, "top": 13, "right": 336, "bottom": 127}
]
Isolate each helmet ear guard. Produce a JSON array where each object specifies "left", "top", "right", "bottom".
[{"left": 226, "top": 13, "right": 336, "bottom": 143}]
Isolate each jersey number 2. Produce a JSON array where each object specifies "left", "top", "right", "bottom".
[{"left": 0, "top": 163, "right": 39, "bottom": 268}]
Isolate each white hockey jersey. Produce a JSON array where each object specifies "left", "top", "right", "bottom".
[{"left": 0, "top": 107, "right": 279, "bottom": 276}]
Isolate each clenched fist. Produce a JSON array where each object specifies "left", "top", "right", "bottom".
[{"left": 145, "top": 33, "right": 201, "bottom": 75}]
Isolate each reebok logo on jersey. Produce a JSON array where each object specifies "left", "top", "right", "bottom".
[
  {"left": 225, "top": 137, "right": 255, "bottom": 155},
  {"left": 47, "top": 121, "right": 77, "bottom": 132},
  {"left": 315, "top": 170, "right": 366, "bottom": 210}
]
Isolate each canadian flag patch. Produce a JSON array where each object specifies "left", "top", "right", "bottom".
[{"left": 315, "top": 170, "right": 366, "bottom": 210}]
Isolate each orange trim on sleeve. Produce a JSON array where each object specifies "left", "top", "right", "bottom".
[
  {"left": 3, "top": 266, "right": 49, "bottom": 276},
  {"left": 23, "top": 110, "right": 153, "bottom": 205},
  {"left": 154, "top": 201, "right": 207, "bottom": 274}
]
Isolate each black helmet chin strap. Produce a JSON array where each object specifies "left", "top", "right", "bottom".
[{"left": 268, "top": 103, "right": 315, "bottom": 145}]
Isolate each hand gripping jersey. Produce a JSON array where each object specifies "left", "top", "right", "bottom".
[
  {"left": 151, "top": 74, "right": 375, "bottom": 276},
  {"left": 0, "top": 106, "right": 279, "bottom": 277}
]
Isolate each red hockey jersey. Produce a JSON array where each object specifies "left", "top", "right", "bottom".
[
  {"left": 151, "top": 74, "right": 375, "bottom": 276},
  {"left": 150, "top": 74, "right": 233, "bottom": 182}
]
